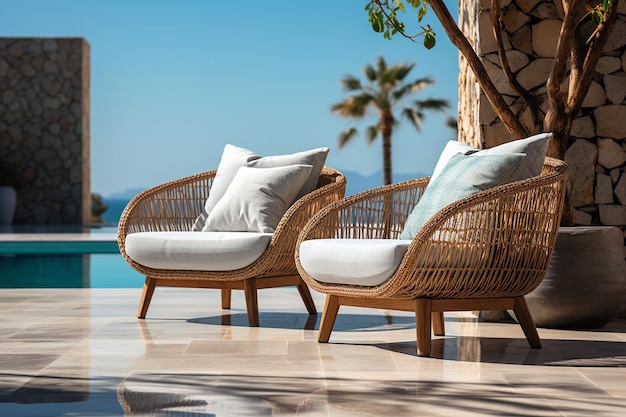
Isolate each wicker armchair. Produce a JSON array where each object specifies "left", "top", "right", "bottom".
[
  {"left": 296, "top": 158, "right": 568, "bottom": 356},
  {"left": 118, "top": 167, "right": 346, "bottom": 326}
]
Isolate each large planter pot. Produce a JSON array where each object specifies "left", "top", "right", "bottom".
[
  {"left": 0, "top": 186, "right": 16, "bottom": 225},
  {"left": 525, "top": 226, "right": 626, "bottom": 329}
]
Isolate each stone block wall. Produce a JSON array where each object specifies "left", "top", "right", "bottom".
[
  {"left": 458, "top": 0, "right": 626, "bottom": 255},
  {"left": 0, "top": 38, "right": 90, "bottom": 225}
]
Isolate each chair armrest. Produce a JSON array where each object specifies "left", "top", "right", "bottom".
[{"left": 117, "top": 170, "right": 216, "bottom": 251}]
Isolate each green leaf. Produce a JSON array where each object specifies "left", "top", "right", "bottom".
[
  {"left": 424, "top": 33, "right": 436, "bottom": 49},
  {"left": 418, "top": 6, "right": 427, "bottom": 21},
  {"left": 371, "top": 17, "right": 381, "bottom": 32},
  {"left": 370, "top": 10, "right": 383, "bottom": 33},
  {"left": 591, "top": 10, "right": 602, "bottom": 25}
]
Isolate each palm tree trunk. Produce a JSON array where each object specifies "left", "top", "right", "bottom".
[{"left": 381, "top": 113, "right": 393, "bottom": 185}]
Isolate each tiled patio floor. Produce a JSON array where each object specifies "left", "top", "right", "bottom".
[{"left": 0, "top": 287, "right": 625, "bottom": 416}]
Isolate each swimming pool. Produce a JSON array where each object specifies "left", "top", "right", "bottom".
[{"left": 0, "top": 226, "right": 145, "bottom": 288}]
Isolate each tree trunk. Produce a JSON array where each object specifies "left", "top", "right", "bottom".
[
  {"left": 380, "top": 113, "right": 393, "bottom": 185},
  {"left": 544, "top": 114, "right": 570, "bottom": 161}
]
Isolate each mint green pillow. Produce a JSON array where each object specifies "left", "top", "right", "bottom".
[{"left": 400, "top": 152, "right": 526, "bottom": 240}]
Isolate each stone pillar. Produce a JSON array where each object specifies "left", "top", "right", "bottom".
[
  {"left": 0, "top": 38, "right": 90, "bottom": 225},
  {"left": 458, "top": 0, "right": 626, "bottom": 255}
]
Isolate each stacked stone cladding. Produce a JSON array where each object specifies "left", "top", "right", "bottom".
[
  {"left": 0, "top": 38, "right": 90, "bottom": 225},
  {"left": 458, "top": 0, "right": 626, "bottom": 256}
]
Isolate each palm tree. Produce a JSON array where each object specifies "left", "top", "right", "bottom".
[{"left": 331, "top": 56, "right": 450, "bottom": 185}]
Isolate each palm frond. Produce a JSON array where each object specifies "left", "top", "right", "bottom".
[
  {"left": 364, "top": 64, "right": 377, "bottom": 82},
  {"left": 338, "top": 127, "right": 359, "bottom": 148},
  {"left": 376, "top": 56, "right": 387, "bottom": 74},
  {"left": 391, "top": 63, "right": 415, "bottom": 82},
  {"left": 392, "top": 84, "right": 414, "bottom": 101},
  {"left": 409, "top": 77, "right": 435, "bottom": 92},
  {"left": 415, "top": 98, "right": 450, "bottom": 111},
  {"left": 331, "top": 93, "right": 373, "bottom": 118},
  {"left": 372, "top": 94, "right": 391, "bottom": 113},
  {"left": 403, "top": 108, "right": 424, "bottom": 131},
  {"left": 341, "top": 75, "right": 362, "bottom": 91},
  {"left": 365, "top": 125, "right": 379, "bottom": 145},
  {"left": 446, "top": 115, "right": 458, "bottom": 131}
]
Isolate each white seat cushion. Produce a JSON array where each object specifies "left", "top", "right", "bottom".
[
  {"left": 125, "top": 231, "right": 273, "bottom": 271},
  {"left": 299, "top": 239, "right": 411, "bottom": 287}
]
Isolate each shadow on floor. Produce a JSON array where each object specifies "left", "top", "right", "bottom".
[
  {"left": 185, "top": 311, "right": 416, "bottom": 332},
  {"left": 116, "top": 372, "right": 624, "bottom": 416},
  {"left": 380, "top": 336, "right": 626, "bottom": 366}
]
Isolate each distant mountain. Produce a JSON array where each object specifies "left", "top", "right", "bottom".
[
  {"left": 342, "top": 170, "right": 428, "bottom": 196},
  {"left": 107, "top": 188, "right": 145, "bottom": 200},
  {"left": 100, "top": 198, "right": 129, "bottom": 225}
]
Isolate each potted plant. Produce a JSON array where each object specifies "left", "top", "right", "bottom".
[{"left": 0, "top": 165, "right": 18, "bottom": 225}]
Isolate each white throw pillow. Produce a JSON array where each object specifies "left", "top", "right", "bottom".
[
  {"left": 203, "top": 165, "right": 313, "bottom": 233},
  {"left": 192, "top": 145, "right": 329, "bottom": 231},
  {"left": 248, "top": 147, "right": 329, "bottom": 199},
  {"left": 431, "top": 132, "right": 552, "bottom": 182},
  {"left": 192, "top": 144, "right": 261, "bottom": 230}
]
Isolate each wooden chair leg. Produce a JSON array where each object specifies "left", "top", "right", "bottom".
[
  {"left": 243, "top": 279, "right": 259, "bottom": 327},
  {"left": 432, "top": 311, "right": 445, "bottom": 336},
  {"left": 415, "top": 298, "right": 432, "bottom": 357},
  {"left": 513, "top": 296, "right": 542, "bottom": 348},
  {"left": 137, "top": 277, "right": 157, "bottom": 319},
  {"left": 297, "top": 279, "right": 317, "bottom": 315},
  {"left": 221, "top": 289, "right": 231, "bottom": 309},
  {"left": 318, "top": 295, "right": 340, "bottom": 343}
]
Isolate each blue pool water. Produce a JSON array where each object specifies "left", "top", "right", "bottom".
[
  {"left": 0, "top": 253, "right": 145, "bottom": 288},
  {"left": 91, "top": 254, "right": 145, "bottom": 288},
  {"left": 0, "top": 225, "right": 145, "bottom": 289}
]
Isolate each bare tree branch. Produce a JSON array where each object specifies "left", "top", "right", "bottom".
[
  {"left": 545, "top": 0, "right": 620, "bottom": 159},
  {"left": 544, "top": 0, "right": 582, "bottom": 159},
  {"left": 491, "top": 0, "right": 541, "bottom": 132},
  {"left": 568, "top": 0, "right": 620, "bottom": 115},
  {"left": 429, "top": 0, "right": 529, "bottom": 138}
]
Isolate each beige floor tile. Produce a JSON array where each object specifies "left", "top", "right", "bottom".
[
  {"left": 185, "top": 339, "right": 289, "bottom": 355},
  {"left": 0, "top": 287, "right": 624, "bottom": 416}
]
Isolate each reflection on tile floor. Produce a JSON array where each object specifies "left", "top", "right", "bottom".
[{"left": 0, "top": 287, "right": 625, "bottom": 416}]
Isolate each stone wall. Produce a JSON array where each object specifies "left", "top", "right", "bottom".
[
  {"left": 0, "top": 38, "right": 90, "bottom": 225},
  {"left": 458, "top": 0, "right": 626, "bottom": 255}
]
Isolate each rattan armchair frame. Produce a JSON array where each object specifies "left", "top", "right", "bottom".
[
  {"left": 118, "top": 167, "right": 346, "bottom": 326},
  {"left": 296, "top": 158, "right": 568, "bottom": 356}
]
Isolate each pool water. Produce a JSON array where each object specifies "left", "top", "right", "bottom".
[
  {"left": 0, "top": 253, "right": 145, "bottom": 288},
  {"left": 0, "top": 226, "right": 146, "bottom": 289}
]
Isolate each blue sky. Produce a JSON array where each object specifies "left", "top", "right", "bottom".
[{"left": 1, "top": 1, "right": 459, "bottom": 197}]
